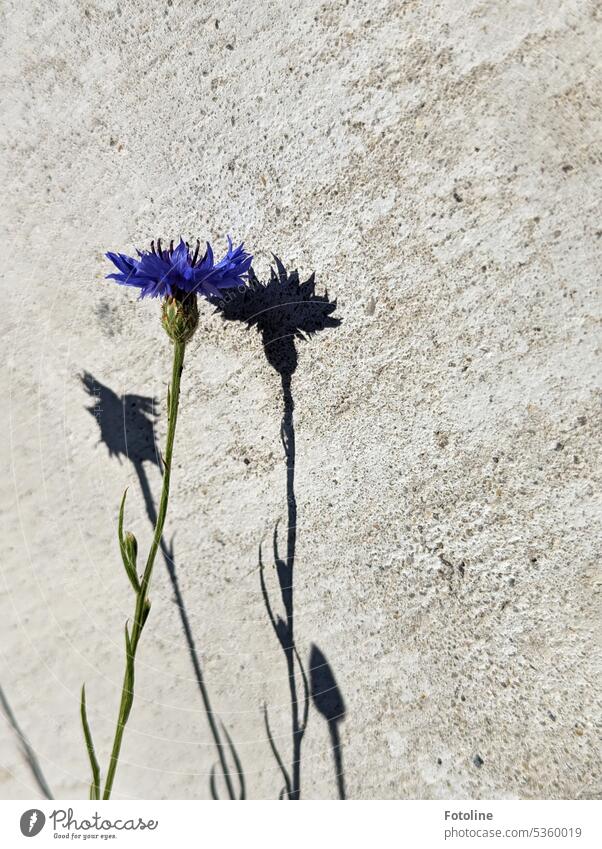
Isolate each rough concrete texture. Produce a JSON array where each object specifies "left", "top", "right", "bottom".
[{"left": 1, "top": 0, "right": 601, "bottom": 800}]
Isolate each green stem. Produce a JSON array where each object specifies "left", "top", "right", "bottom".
[{"left": 102, "top": 339, "right": 186, "bottom": 800}]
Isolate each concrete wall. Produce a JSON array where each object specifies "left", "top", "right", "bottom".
[{"left": 1, "top": 0, "right": 600, "bottom": 799}]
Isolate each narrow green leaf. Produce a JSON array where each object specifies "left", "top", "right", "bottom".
[
  {"left": 118, "top": 488, "right": 127, "bottom": 547},
  {"left": 80, "top": 685, "right": 101, "bottom": 800},
  {"left": 118, "top": 489, "right": 140, "bottom": 593}
]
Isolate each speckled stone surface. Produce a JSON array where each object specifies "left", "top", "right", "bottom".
[{"left": 1, "top": 0, "right": 600, "bottom": 799}]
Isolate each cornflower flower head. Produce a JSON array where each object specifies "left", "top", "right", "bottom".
[{"left": 105, "top": 236, "right": 252, "bottom": 342}]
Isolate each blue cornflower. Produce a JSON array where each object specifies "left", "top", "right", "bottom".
[{"left": 105, "top": 237, "right": 252, "bottom": 299}]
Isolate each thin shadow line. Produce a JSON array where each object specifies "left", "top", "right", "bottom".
[
  {"left": 134, "top": 461, "right": 244, "bottom": 801},
  {"left": 0, "top": 685, "right": 54, "bottom": 800}
]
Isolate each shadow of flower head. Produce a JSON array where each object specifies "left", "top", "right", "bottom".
[
  {"left": 80, "top": 371, "right": 159, "bottom": 466},
  {"left": 214, "top": 256, "right": 341, "bottom": 375}
]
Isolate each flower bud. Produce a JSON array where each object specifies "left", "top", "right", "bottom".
[
  {"left": 124, "top": 531, "right": 138, "bottom": 566},
  {"left": 161, "top": 291, "right": 199, "bottom": 343},
  {"left": 121, "top": 530, "right": 140, "bottom": 593}
]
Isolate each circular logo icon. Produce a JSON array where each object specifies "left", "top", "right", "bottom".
[{"left": 19, "top": 809, "right": 46, "bottom": 837}]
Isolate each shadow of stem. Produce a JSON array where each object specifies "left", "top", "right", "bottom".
[
  {"left": 0, "top": 685, "right": 54, "bottom": 800},
  {"left": 259, "top": 374, "right": 309, "bottom": 800},
  {"left": 134, "top": 460, "right": 245, "bottom": 801}
]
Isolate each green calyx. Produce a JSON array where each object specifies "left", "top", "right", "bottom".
[{"left": 161, "top": 291, "right": 199, "bottom": 343}]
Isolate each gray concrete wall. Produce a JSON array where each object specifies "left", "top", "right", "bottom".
[{"left": 1, "top": 0, "right": 600, "bottom": 799}]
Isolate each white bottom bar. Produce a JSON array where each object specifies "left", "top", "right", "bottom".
[{"left": 0, "top": 800, "right": 599, "bottom": 849}]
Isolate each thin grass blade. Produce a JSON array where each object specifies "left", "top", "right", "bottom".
[
  {"left": 118, "top": 489, "right": 140, "bottom": 593},
  {"left": 80, "top": 685, "right": 101, "bottom": 800}
]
